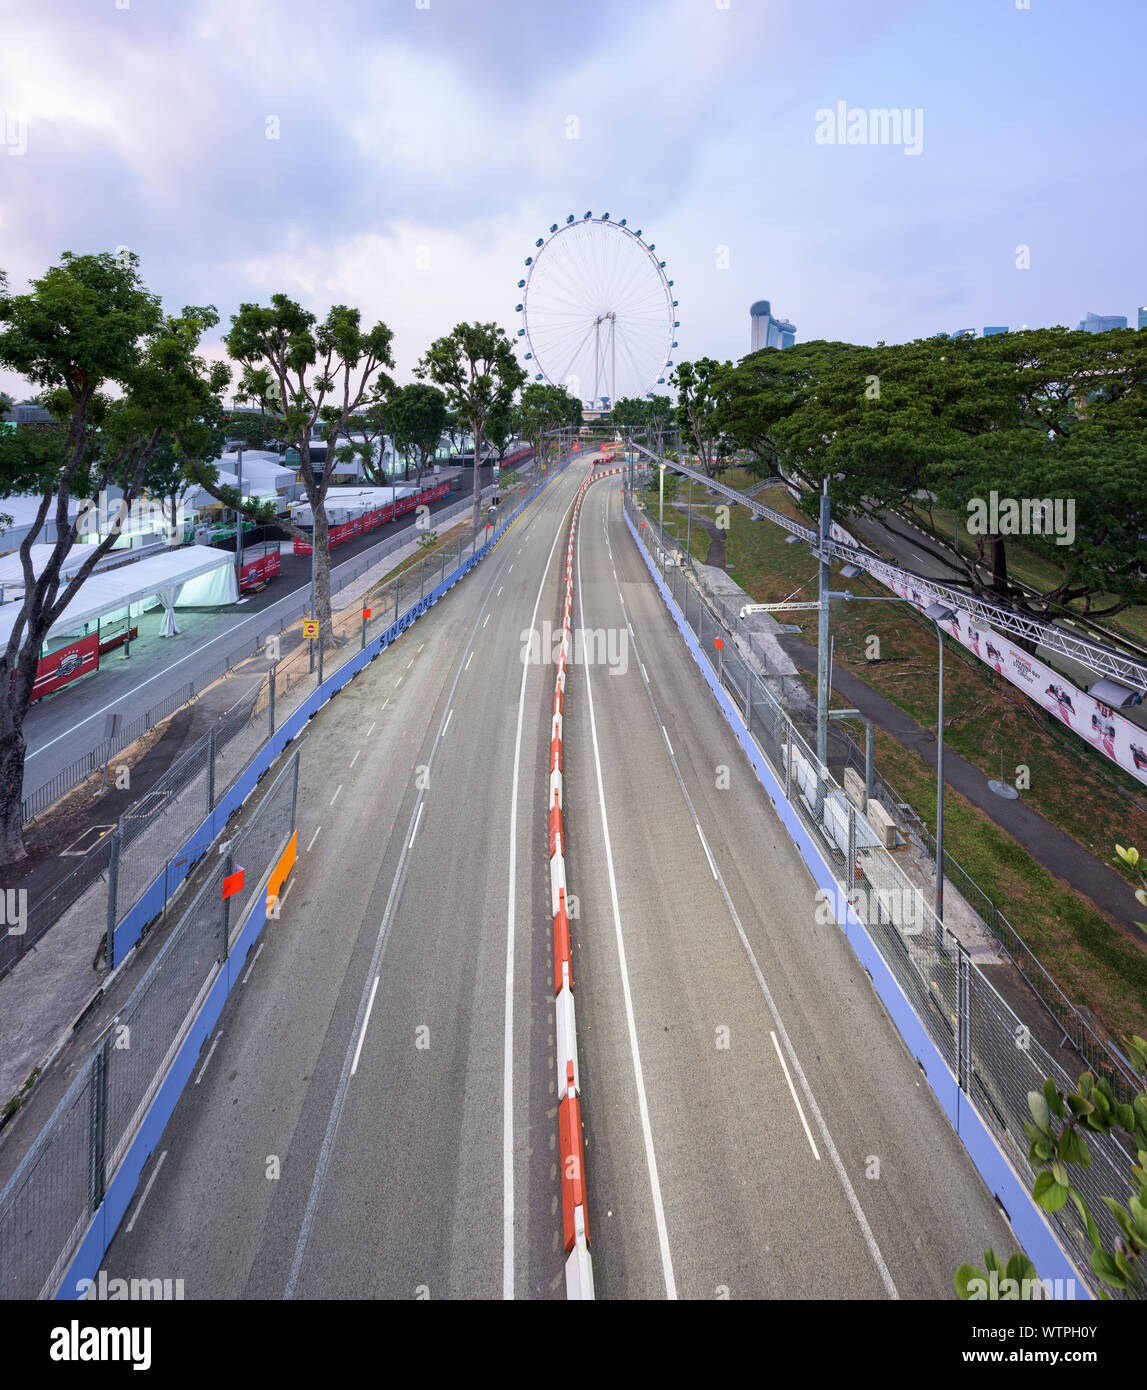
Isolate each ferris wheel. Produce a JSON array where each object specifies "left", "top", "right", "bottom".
[{"left": 515, "top": 213, "right": 679, "bottom": 409}]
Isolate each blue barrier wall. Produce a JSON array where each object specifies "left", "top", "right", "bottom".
[{"left": 622, "top": 504, "right": 1086, "bottom": 1298}]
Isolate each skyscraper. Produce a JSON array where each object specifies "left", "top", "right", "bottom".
[
  {"left": 1138, "top": 306, "right": 1147, "bottom": 330},
  {"left": 1078, "top": 311, "right": 1128, "bottom": 333},
  {"left": 750, "top": 300, "right": 797, "bottom": 352},
  {"left": 983, "top": 326, "right": 1009, "bottom": 336}
]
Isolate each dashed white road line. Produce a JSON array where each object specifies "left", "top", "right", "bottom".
[
  {"left": 349, "top": 750, "right": 361, "bottom": 769},
  {"left": 306, "top": 826, "right": 321, "bottom": 853},
  {"left": 241, "top": 941, "right": 265, "bottom": 985},
  {"left": 195, "top": 1034, "right": 222, "bottom": 1086},
  {"left": 366, "top": 721, "right": 377, "bottom": 737},
  {"left": 126, "top": 1151, "right": 167, "bottom": 1232},
  {"left": 395, "top": 676, "right": 403, "bottom": 688},
  {"left": 695, "top": 823, "right": 718, "bottom": 879},
  {"left": 465, "top": 652, "right": 474, "bottom": 670},
  {"left": 443, "top": 708, "right": 454, "bottom": 736},
  {"left": 771, "top": 1031, "right": 820, "bottom": 1160},
  {"left": 483, "top": 614, "right": 491, "bottom": 628},
  {"left": 408, "top": 802, "right": 424, "bottom": 847},
  {"left": 350, "top": 976, "right": 380, "bottom": 1077},
  {"left": 330, "top": 785, "right": 343, "bottom": 806}
]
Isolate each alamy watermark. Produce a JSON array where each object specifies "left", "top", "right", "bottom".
[
  {"left": 520, "top": 621, "right": 628, "bottom": 675},
  {"left": 74, "top": 491, "right": 188, "bottom": 545},
  {"left": 814, "top": 101, "right": 924, "bottom": 156},
  {"left": 966, "top": 492, "right": 1075, "bottom": 547}
]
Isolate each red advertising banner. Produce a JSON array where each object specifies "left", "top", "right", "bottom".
[
  {"left": 29, "top": 632, "right": 100, "bottom": 701},
  {"left": 292, "top": 483, "right": 452, "bottom": 554}
]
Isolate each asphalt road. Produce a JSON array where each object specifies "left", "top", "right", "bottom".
[
  {"left": 561, "top": 476, "right": 1015, "bottom": 1298},
  {"left": 99, "top": 460, "right": 1019, "bottom": 1300},
  {"left": 101, "top": 456, "right": 588, "bottom": 1299}
]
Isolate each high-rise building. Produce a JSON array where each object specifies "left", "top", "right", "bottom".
[
  {"left": 1138, "top": 306, "right": 1147, "bottom": 330},
  {"left": 1078, "top": 310, "right": 1128, "bottom": 333},
  {"left": 983, "top": 325, "right": 1009, "bottom": 336},
  {"left": 750, "top": 300, "right": 797, "bottom": 352}
]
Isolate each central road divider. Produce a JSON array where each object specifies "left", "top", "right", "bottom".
[{"left": 546, "top": 464, "right": 623, "bottom": 1301}]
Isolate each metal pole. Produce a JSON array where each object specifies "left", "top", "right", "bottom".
[
  {"left": 659, "top": 464, "right": 664, "bottom": 530},
  {"left": 317, "top": 623, "right": 325, "bottom": 686},
  {"left": 236, "top": 447, "right": 244, "bottom": 589},
  {"left": 361, "top": 610, "right": 367, "bottom": 650},
  {"left": 309, "top": 523, "right": 316, "bottom": 673},
  {"left": 207, "top": 726, "right": 217, "bottom": 813},
  {"left": 105, "top": 829, "right": 120, "bottom": 969},
  {"left": 935, "top": 623, "right": 946, "bottom": 950},
  {"left": 269, "top": 662, "right": 276, "bottom": 736},
  {"left": 957, "top": 945, "right": 970, "bottom": 1091},
  {"left": 222, "top": 849, "right": 233, "bottom": 962},
  {"left": 865, "top": 722, "right": 873, "bottom": 813},
  {"left": 817, "top": 479, "right": 830, "bottom": 770},
  {"left": 88, "top": 1034, "right": 110, "bottom": 1210},
  {"left": 686, "top": 472, "right": 692, "bottom": 559}
]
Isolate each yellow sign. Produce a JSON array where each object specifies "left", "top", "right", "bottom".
[{"left": 302, "top": 618, "right": 319, "bottom": 639}]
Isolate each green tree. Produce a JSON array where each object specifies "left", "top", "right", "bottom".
[
  {"left": 416, "top": 323, "right": 526, "bottom": 531},
  {"left": 193, "top": 295, "right": 395, "bottom": 638},
  {"left": 514, "top": 382, "right": 580, "bottom": 471},
  {"left": 0, "top": 253, "right": 228, "bottom": 864},
  {"left": 387, "top": 382, "right": 448, "bottom": 491},
  {"left": 671, "top": 358, "right": 733, "bottom": 477}
]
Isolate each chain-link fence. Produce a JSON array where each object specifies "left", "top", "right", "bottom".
[
  {"left": 17, "top": 477, "right": 515, "bottom": 827},
  {"left": 626, "top": 491, "right": 1141, "bottom": 1299},
  {"left": 6, "top": 464, "right": 560, "bottom": 982},
  {"left": 0, "top": 749, "right": 297, "bottom": 1300}
]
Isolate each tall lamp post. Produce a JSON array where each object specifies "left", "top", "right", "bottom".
[{"left": 923, "top": 601, "right": 957, "bottom": 953}]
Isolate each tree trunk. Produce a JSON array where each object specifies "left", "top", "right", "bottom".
[
  {"left": 471, "top": 425, "right": 483, "bottom": 533},
  {"left": 312, "top": 505, "right": 333, "bottom": 636},
  {"left": 0, "top": 725, "right": 28, "bottom": 866}
]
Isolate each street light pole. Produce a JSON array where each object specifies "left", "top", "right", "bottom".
[
  {"left": 235, "top": 448, "right": 244, "bottom": 590},
  {"left": 816, "top": 479, "right": 831, "bottom": 769},
  {"left": 923, "top": 601, "right": 956, "bottom": 955}
]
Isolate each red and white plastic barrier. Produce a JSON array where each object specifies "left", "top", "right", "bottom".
[{"left": 545, "top": 462, "right": 623, "bottom": 1300}]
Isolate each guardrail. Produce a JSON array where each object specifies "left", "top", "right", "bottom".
[
  {"left": 0, "top": 452, "right": 573, "bottom": 1298},
  {"left": 625, "top": 487, "right": 1142, "bottom": 1300},
  {"left": 18, "top": 477, "right": 519, "bottom": 826}
]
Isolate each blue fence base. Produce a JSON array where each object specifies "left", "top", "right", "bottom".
[{"left": 622, "top": 503, "right": 1087, "bottom": 1299}]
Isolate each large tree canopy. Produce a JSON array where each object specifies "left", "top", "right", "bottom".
[{"left": 711, "top": 328, "right": 1147, "bottom": 620}]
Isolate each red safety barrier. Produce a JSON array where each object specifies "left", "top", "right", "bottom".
[
  {"left": 553, "top": 889, "right": 572, "bottom": 996},
  {"left": 558, "top": 1062, "right": 589, "bottom": 1253}
]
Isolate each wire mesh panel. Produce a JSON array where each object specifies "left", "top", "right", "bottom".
[{"left": 622, "top": 489, "right": 1142, "bottom": 1296}]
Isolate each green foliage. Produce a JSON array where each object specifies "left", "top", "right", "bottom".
[
  {"left": 956, "top": 1025, "right": 1147, "bottom": 1300},
  {"left": 387, "top": 382, "right": 448, "bottom": 483},
  {"left": 671, "top": 359, "right": 733, "bottom": 477},
  {"left": 712, "top": 329, "right": 1147, "bottom": 618}
]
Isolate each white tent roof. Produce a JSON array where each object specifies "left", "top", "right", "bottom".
[
  {"left": 0, "top": 545, "right": 238, "bottom": 648},
  {"left": 0, "top": 541, "right": 163, "bottom": 590}
]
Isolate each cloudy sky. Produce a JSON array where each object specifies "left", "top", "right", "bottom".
[{"left": 1, "top": 0, "right": 1143, "bottom": 403}]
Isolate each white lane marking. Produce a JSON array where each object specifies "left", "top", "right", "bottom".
[
  {"left": 382, "top": 697, "right": 390, "bottom": 711},
  {"left": 771, "top": 1031, "right": 820, "bottom": 1160},
  {"left": 284, "top": 464, "right": 573, "bottom": 1301},
  {"left": 614, "top": 504, "right": 899, "bottom": 1297},
  {"left": 241, "top": 941, "right": 265, "bottom": 985},
  {"left": 279, "top": 878, "right": 296, "bottom": 910},
  {"left": 504, "top": 500, "right": 570, "bottom": 1301},
  {"left": 661, "top": 725, "right": 673, "bottom": 756},
  {"left": 395, "top": 676, "right": 403, "bottom": 688},
  {"left": 640, "top": 663, "right": 648, "bottom": 682},
  {"left": 351, "top": 976, "right": 380, "bottom": 1077},
  {"left": 418, "top": 642, "right": 425, "bottom": 652},
  {"left": 508, "top": 564, "right": 514, "bottom": 573},
  {"left": 483, "top": 613, "right": 491, "bottom": 629},
  {"left": 195, "top": 1034, "right": 221, "bottom": 1086},
  {"left": 366, "top": 721, "right": 377, "bottom": 737},
  {"left": 408, "top": 802, "right": 424, "bottom": 847},
  {"left": 330, "top": 784, "right": 343, "bottom": 806},
  {"left": 695, "top": 823, "right": 718, "bottom": 880},
  {"left": 576, "top": 510, "right": 678, "bottom": 1300},
  {"left": 126, "top": 1150, "right": 167, "bottom": 1232},
  {"left": 349, "top": 750, "right": 361, "bottom": 769},
  {"left": 406, "top": 658, "right": 414, "bottom": 670},
  {"left": 497, "top": 586, "right": 503, "bottom": 596},
  {"left": 465, "top": 651, "right": 474, "bottom": 670},
  {"left": 306, "top": 825, "right": 321, "bottom": 853},
  {"left": 443, "top": 708, "right": 454, "bottom": 736}
]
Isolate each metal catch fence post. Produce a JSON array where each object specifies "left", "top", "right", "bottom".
[
  {"left": 269, "top": 663, "right": 276, "bottom": 736},
  {"left": 206, "top": 726, "right": 217, "bottom": 813},
  {"left": 105, "top": 828, "right": 120, "bottom": 971},
  {"left": 88, "top": 1032, "right": 110, "bottom": 1211},
  {"left": 958, "top": 946, "right": 971, "bottom": 1092}
]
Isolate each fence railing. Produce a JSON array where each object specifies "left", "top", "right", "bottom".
[
  {"left": 0, "top": 749, "right": 299, "bottom": 1301},
  {"left": 627, "top": 491, "right": 1141, "bottom": 1299},
  {"left": 18, "top": 478, "right": 512, "bottom": 826},
  {"left": 3, "top": 460, "right": 564, "bottom": 982}
]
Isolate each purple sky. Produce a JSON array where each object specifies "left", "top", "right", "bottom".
[{"left": 1, "top": 0, "right": 1144, "bottom": 402}]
